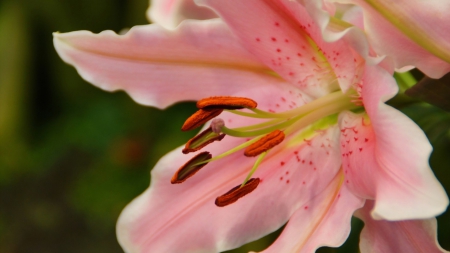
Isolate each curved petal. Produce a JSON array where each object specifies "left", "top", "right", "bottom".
[
  {"left": 330, "top": 0, "right": 450, "bottom": 78},
  {"left": 339, "top": 65, "right": 449, "bottom": 220},
  {"left": 54, "top": 19, "right": 280, "bottom": 109},
  {"left": 147, "top": 0, "right": 217, "bottom": 29},
  {"left": 355, "top": 200, "right": 448, "bottom": 253},
  {"left": 301, "top": 0, "right": 384, "bottom": 66},
  {"left": 259, "top": 180, "right": 364, "bottom": 253},
  {"left": 116, "top": 83, "right": 344, "bottom": 253},
  {"left": 196, "top": 0, "right": 361, "bottom": 97}
]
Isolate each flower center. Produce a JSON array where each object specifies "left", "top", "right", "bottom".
[{"left": 172, "top": 91, "right": 361, "bottom": 206}]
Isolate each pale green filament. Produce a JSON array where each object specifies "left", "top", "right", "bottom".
[
  {"left": 233, "top": 118, "right": 285, "bottom": 131},
  {"left": 284, "top": 100, "right": 359, "bottom": 135},
  {"left": 275, "top": 90, "right": 353, "bottom": 118},
  {"left": 227, "top": 110, "right": 280, "bottom": 119},
  {"left": 226, "top": 90, "right": 351, "bottom": 119},
  {"left": 221, "top": 117, "right": 298, "bottom": 137},
  {"left": 221, "top": 92, "right": 357, "bottom": 138},
  {"left": 241, "top": 151, "right": 267, "bottom": 187}
]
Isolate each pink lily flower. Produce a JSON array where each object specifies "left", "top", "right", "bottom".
[
  {"left": 300, "top": 0, "right": 450, "bottom": 78},
  {"left": 53, "top": 0, "right": 448, "bottom": 252}
]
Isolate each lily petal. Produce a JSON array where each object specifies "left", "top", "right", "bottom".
[
  {"left": 259, "top": 179, "right": 364, "bottom": 253},
  {"left": 54, "top": 19, "right": 282, "bottom": 109},
  {"left": 316, "top": 0, "right": 450, "bottom": 78},
  {"left": 147, "top": 0, "right": 217, "bottom": 29},
  {"left": 356, "top": 200, "right": 448, "bottom": 253},
  {"left": 301, "top": 0, "right": 384, "bottom": 66},
  {"left": 117, "top": 83, "right": 344, "bottom": 252},
  {"left": 339, "top": 65, "right": 449, "bottom": 220},
  {"left": 196, "top": 0, "right": 360, "bottom": 97}
]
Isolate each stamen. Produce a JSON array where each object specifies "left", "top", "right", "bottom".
[
  {"left": 171, "top": 152, "right": 212, "bottom": 184},
  {"left": 182, "top": 127, "right": 225, "bottom": 154},
  {"left": 181, "top": 108, "right": 223, "bottom": 131},
  {"left": 211, "top": 118, "right": 225, "bottom": 134},
  {"left": 244, "top": 130, "right": 285, "bottom": 157},
  {"left": 197, "top": 96, "right": 257, "bottom": 110},
  {"left": 215, "top": 178, "right": 260, "bottom": 207}
]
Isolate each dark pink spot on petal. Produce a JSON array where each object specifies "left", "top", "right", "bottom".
[
  {"left": 276, "top": 48, "right": 281, "bottom": 53},
  {"left": 280, "top": 161, "right": 285, "bottom": 166},
  {"left": 271, "top": 37, "right": 277, "bottom": 42},
  {"left": 255, "top": 38, "right": 260, "bottom": 42}
]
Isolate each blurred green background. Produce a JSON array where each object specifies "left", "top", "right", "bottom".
[{"left": 0, "top": 0, "right": 448, "bottom": 252}]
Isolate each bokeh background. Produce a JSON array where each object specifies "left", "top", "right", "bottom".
[{"left": 0, "top": 0, "right": 449, "bottom": 252}]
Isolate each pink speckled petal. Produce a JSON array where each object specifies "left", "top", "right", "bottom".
[
  {"left": 339, "top": 65, "right": 449, "bottom": 220},
  {"left": 259, "top": 181, "right": 364, "bottom": 253},
  {"left": 53, "top": 20, "right": 284, "bottom": 109},
  {"left": 356, "top": 200, "right": 448, "bottom": 253},
  {"left": 117, "top": 84, "right": 344, "bottom": 252},
  {"left": 147, "top": 0, "right": 216, "bottom": 29},
  {"left": 196, "top": 0, "right": 361, "bottom": 98}
]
